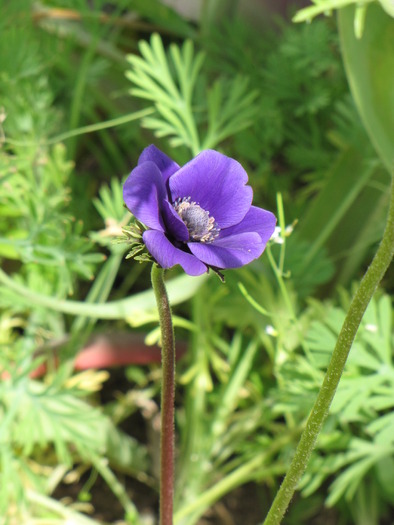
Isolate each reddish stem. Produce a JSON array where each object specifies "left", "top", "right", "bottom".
[{"left": 151, "top": 264, "right": 175, "bottom": 525}]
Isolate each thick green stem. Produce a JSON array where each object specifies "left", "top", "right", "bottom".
[
  {"left": 263, "top": 179, "right": 394, "bottom": 525},
  {"left": 151, "top": 264, "right": 176, "bottom": 525},
  {"left": 0, "top": 269, "right": 206, "bottom": 320}
]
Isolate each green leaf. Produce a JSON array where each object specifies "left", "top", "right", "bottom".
[
  {"left": 338, "top": 3, "right": 394, "bottom": 172},
  {"left": 203, "top": 76, "right": 258, "bottom": 149},
  {"left": 5, "top": 381, "right": 103, "bottom": 463},
  {"left": 326, "top": 439, "right": 394, "bottom": 505},
  {"left": 3, "top": 376, "right": 149, "bottom": 479},
  {"left": 367, "top": 412, "right": 394, "bottom": 444},
  {"left": 126, "top": 33, "right": 258, "bottom": 155},
  {"left": 126, "top": 34, "right": 203, "bottom": 154},
  {"left": 296, "top": 144, "right": 380, "bottom": 272}
]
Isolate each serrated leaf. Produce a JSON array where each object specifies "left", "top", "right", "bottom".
[
  {"left": 327, "top": 439, "right": 393, "bottom": 506},
  {"left": 126, "top": 33, "right": 257, "bottom": 154}
]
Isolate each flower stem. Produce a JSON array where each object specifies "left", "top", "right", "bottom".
[
  {"left": 263, "top": 179, "right": 394, "bottom": 525},
  {"left": 151, "top": 264, "right": 176, "bottom": 525}
]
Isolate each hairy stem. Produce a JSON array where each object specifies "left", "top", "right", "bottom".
[
  {"left": 151, "top": 264, "right": 176, "bottom": 525},
  {"left": 263, "top": 179, "right": 394, "bottom": 525}
]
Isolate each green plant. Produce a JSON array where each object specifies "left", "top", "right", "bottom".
[
  {"left": 126, "top": 33, "right": 258, "bottom": 157},
  {"left": 273, "top": 293, "right": 394, "bottom": 524},
  {"left": 0, "top": 1, "right": 393, "bottom": 523}
]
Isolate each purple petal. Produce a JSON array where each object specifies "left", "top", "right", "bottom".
[
  {"left": 168, "top": 150, "right": 253, "bottom": 228},
  {"left": 138, "top": 145, "right": 180, "bottom": 183},
  {"left": 161, "top": 200, "right": 189, "bottom": 242},
  {"left": 221, "top": 206, "right": 277, "bottom": 245},
  {"left": 123, "top": 161, "right": 166, "bottom": 231},
  {"left": 188, "top": 232, "right": 263, "bottom": 269},
  {"left": 143, "top": 230, "right": 208, "bottom": 276}
]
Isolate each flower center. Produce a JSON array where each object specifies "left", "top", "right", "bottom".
[{"left": 173, "top": 197, "right": 220, "bottom": 243}]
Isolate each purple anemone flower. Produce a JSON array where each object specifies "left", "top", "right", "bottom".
[{"left": 123, "top": 145, "right": 276, "bottom": 276}]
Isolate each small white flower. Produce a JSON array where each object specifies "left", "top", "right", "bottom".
[
  {"left": 271, "top": 226, "right": 284, "bottom": 244},
  {"left": 265, "top": 325, "right": 278, "bottom": 337},
  {"left": 365, "top": 323, "right": 378, "bottom": 333},
  {"left": 270, "top": 221, "right": 297, "bottom": 244}
]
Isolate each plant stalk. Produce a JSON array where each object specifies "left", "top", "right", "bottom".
[
  {"left": 151, "top": 264, "right": 176, "bottom": 525},
  {"left": 263, "top": 178, "right": 394, "bottom": 525}
]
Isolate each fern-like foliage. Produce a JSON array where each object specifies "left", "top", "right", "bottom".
[
  {"left": 0, "top": 144, "right": 104, "bottom": 296},
  {"left": 0, "top": 17, "right": 61, "bottom": 140},
  {"left": 0, "top": 360, "right": 149, "bottom": 518},
  {"left": 274, "top": 292, "right": 394, "bottom": 517},
  {"left": 199, "top": 16, "right": 350, "bottom": 210},
  {"left": 126, "top": 33, "right": 258, "bottom": 156}
]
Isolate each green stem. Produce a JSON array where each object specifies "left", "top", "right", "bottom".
[
  {"left": 26, "top": 490, "right": 98, "bottom": 525},
  {"left": 151, "top": 264, "right": 176, "bottom": 525},
  {"left": 266, "top": 246, "right": 296, "bottom": 319},
  {"left": 175, "top": 427, "right": 297, "bottom": 525},
  {"left": 292, "top": 0, "right": 374, "bottom": 24},
  {"left": 174, "top": 458, "right": 284, "bottom": 524},
  {"left": 68, "top": 44, "right": 97, "bottom": 159},
  {"left": 0, "top": 268, "right": 206, "bottom": 319},
  {"left": 49, "top": 107, "right": 155, "bottom": 145},
  {"left": 71, "top": 251, "right": 123, "bottom": 335},
  {"left": 90, "top": 453, "right": 140, "bottom": 523},
  {"left": 276, "top": 193, "right": 286, "bottom": 275},
  {"left": 263, "top": 179, "right": 394, "bottom": 525},
  {"left": 2, "top": 108, "right": 155, "bottom": 147}
]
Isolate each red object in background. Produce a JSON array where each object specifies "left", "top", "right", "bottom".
[
  {"left": 75, "top": 333, "right": 187, "bottom": 369},
  {"left": 2, "top": 334, "right": 187, "bottom": 380}
]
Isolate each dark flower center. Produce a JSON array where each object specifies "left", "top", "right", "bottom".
[{"left": 173, "top": 197, "right": 220, "bottom": 243}]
